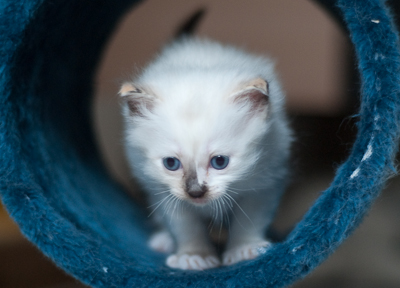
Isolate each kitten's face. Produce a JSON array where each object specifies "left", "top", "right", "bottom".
[{"left": 122, "top": 77, "right": 270, "bottom": 206}]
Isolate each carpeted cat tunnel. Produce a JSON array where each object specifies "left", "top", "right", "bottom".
[{"left": 1, "top": 0, "right": 399, "bottom": 287}]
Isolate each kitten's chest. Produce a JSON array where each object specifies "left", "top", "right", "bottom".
[{"left": 194, "top": 201, "right": 233, "bottom": 224}]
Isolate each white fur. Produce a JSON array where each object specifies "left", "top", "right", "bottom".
[
  {"left": 148, "top": 230, "right": 175, "bottom": 254},
  {"left": 121, "top": 37, "right": 292, "bottom": 270}
]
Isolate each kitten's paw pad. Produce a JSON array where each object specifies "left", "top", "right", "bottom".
[
  {"left": 148, "top": 231, "right": 174, "bottom": 254},
  {"left": 166, "top": 254, "right": 220, "bottom": 270},
  {"left": 223, "top": 241, "right": 271, "bottom": 266}
]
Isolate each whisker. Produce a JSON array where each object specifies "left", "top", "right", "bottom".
[
  {"left": 226, "top": 187, "right": 247, "bottom": 191},
  {"left": 179, "top": 197, "right": 185, "bottom": 219},
  {"left": 163, "top": 194, "right": 176, "bottom": 219},
  {"left": 220, "top": 196, "right": 231, "bottom": 232},
  {"left": 217, "top": 198, "right": 224, "bottom": 239},
  {"left": 223, "top": 194, "right": 246, "bottom": 231},
  {"left": 172, "top": 196, "right": 180, "bottom": 221},
  {"left": 225, "top": 193, "right": 254, "bottom": 228},
  {"left": 225, "top": 188, "right": 240, "bottom": 194},
  {"left": 222, "top": 194, "right": 233, "bottom": 209},
  {"left": 227, "top": 186, "right": 265, "bottom": 194},
  {"left": 208, "top": 199, "right": 217, "bottom": 231},
  {"left": 153, "top": 190, "right": 171, "bottom": 195},
  {"left": 148, "top": 194, "right": 173, "bottom": 217}
]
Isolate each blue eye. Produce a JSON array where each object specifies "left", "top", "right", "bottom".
[
  {"left": 210, "top": 155, "right": 229, "bottom": 170},
  {"left": 163, "top": 157, "right": 181, "bottom": 171}
]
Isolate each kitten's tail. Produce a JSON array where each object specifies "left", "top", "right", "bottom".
[{"left": 174, "top": 8, "right": 206, "bottom": 38}]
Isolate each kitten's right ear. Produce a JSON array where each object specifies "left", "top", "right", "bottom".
[
  {"left": 119, "top": 83, "right": 155, "bottom": 117},
  {"left": 231, "top": 78, "right": 270, "bottom": 117}
]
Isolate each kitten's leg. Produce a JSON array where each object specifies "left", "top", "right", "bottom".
[
  {"left": 147, "top": 190, "right": 176, "bottom": 254},
  {"left": 165, "top": 208, "right": 220, "bottom": 270},
  {"left": 223, "top": 191, "right": 279, "bottom": 265},
  {"left": 148, "top": 229, "right": 175, "bottom": 254}
]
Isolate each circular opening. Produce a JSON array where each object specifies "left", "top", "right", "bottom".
[
  {"left": 3, "top": 0, "right": 400, "bottom": 286},
  {"left": 91, "top": 0, "right": 367, "bottom": 282}
]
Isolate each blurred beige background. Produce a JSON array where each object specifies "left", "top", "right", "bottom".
[{"left": 93, "top": 0, "right": 352, "bottom": 193}]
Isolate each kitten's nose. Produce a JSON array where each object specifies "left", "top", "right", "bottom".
[
  {"left": 187, "top": 189, "right": 206, "bottom": 198},
  {"left": 184, "top": 168, "right": 208, "bottom": 199}
]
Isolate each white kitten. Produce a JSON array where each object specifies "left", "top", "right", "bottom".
[{"left": 120, "top": 37, "right": 292, "bottom": 270}]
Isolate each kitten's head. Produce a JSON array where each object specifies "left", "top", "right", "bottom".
[{"left": 120, "top": 77, "right": 271, "bottom": 206}]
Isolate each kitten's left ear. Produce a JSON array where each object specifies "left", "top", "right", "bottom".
[
  {"left": 119, "top": 83, "right": 155, "bottom": 117},
  {"left": 231, "top": 78, "right": 269, "bottom": 116}
]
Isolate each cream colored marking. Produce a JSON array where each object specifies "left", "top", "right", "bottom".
[
  {"left": 230, "top": 77, "right": 268, "bottom": 98},
  {"left": 119, "top": 83, "right": 137, "bottom": 96},
  {"left": 246, "top": 77, "right": 268, "bottom": 93}
]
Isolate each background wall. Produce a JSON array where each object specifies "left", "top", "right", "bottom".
[{"left": 93, "top": 0, "right": 352, "bottom": 193}]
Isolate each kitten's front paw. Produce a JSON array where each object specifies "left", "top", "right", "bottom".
[
  {"left": 148, "top": 230, "right": 174, "bottom": 254},
  {"left": 166, "top": 253, "right": 220, "bottom": 270},
  {"left": 223, "top": 240, "right": 271, "bottom": 266}
]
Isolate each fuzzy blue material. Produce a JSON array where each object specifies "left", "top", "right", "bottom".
[{"left": 0, "top": 0, "right": 399, "bottom": 287}]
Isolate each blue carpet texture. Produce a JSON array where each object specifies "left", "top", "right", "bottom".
[{"left": 0, "top": 0, "right": 399, "bottom": 287}]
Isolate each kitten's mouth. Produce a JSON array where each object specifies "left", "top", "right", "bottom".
[{"left": 187, "top": 197, "right": 209, "bottom": 206}]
